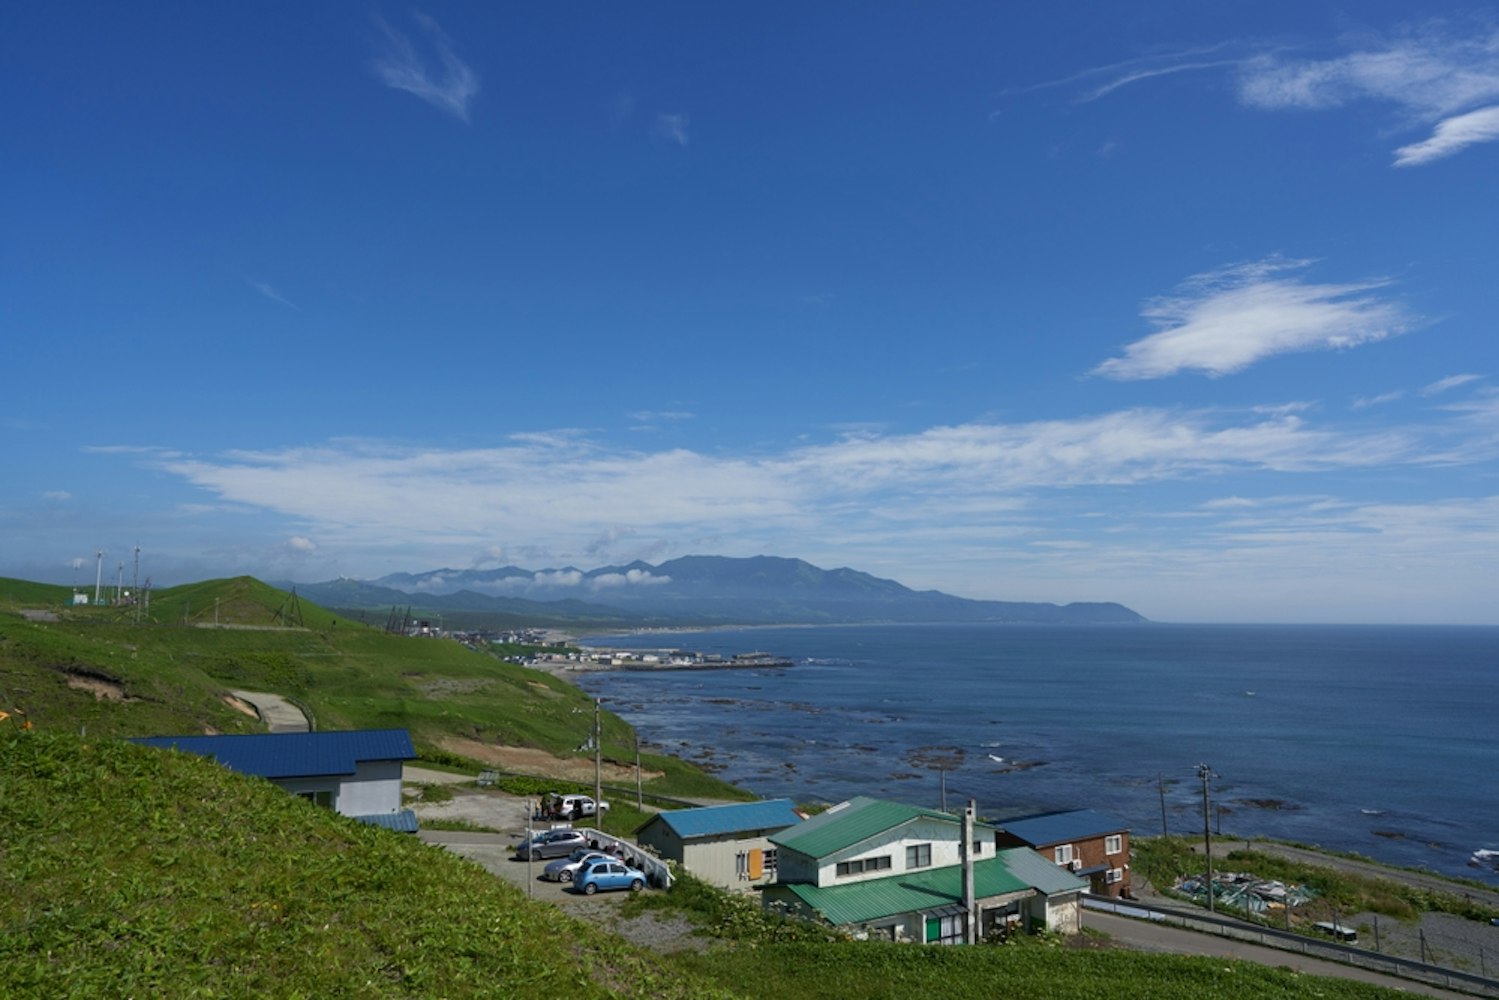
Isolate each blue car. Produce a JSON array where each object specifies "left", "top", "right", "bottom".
[{"left": 573, "top": 858, "right": 646, "bottom": 895}]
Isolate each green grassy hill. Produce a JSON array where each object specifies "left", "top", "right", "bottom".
[
  {"left": 2, "top": 729, "right": 1412, "bottom": 1000},
  {"left": 0, "top": 575, "right": 742, "bottom": 800},
  {"left": 0, "top": 729, "right": 732, "bottom": 999},
  {"left": 0, "top": 576, "right": 1418, "bottom": 999}
]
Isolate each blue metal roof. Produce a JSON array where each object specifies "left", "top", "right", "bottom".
[
  {"left": 132, "top": 729, "right": 415, "bottom": 779},
  {"left": 997, "top": 809, "right": 1128, "bottom": 847},
  {"left": 353, "top": 809, "right": 420, "bottom": 833},
  {"left": 641, "top": 799, "right": 802, "bottom": 840}
]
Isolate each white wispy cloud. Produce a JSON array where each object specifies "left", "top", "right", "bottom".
[
  {"left": 1236, "top": 24, "right": 1499, "bottom": 165},
  {"left": 1394, "top": 105, "right": 1499, "bottom": 165},
  {"left": 1029, "top": 24, "right": 1499, "bottom": 166},
  {"left": 629, "top": 410, "right": 695, "bottom": 423},
  {"left": 136, "top": 402, "right": 1448, "bottom": 574},
  {"left": 1352, "top": 390, "right": 1405, "bottom": 410},
  {"left": 248, "top": 279, "right": 300, "bottom": 311},
  {"left": 1422, "top": 373, "right": 1483, "bottom": 395},
  {"left": 371, "top": 12, "right": 479, "bottom": 122},
  {"left": 1081, "top": 58, "right": 1243, "bottom": 102},
  {"left": 1004, "top": 43, "right": 1243, "bottom": 100},
  {"left": 1092, "top": 258, "right": 1413, "bottom": 380},
  {"left": 654, "top": 113, "right": 690, "bottom": 146}
]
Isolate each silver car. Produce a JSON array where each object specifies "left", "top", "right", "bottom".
[
  {"left": 515, "top": 829, "right": 588, "bottom": 861},
  {"left": 542, "top": 848, "right": 611, "bottom": 883}
]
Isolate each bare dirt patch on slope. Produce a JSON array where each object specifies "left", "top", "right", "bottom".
[{"left": 436, "top": 736, "right": 662, "bottom": 783}]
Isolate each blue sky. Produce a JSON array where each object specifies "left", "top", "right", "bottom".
[{"left": 5, "top": 3, "right": 1498, "bottom": 623}]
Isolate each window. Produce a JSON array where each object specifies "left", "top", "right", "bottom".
[
  {"left": 973, "top": 840, "right": 985, "bottom": 856},
  {"left": 1105, "top": 834, "right": 1123, "bottom": 856},
  {"left": 1105, "top": 868, "right": 1123, "bottom": 885},
  {"left": 906, "top": 843, "right": 932, "bottom": 869},
  {"left": 764, "top": 849, "right": 778, "bottom": 876},
  {"left": 1053, "top": 844, "right": 1074, "bottom": 865},
  {"left": 925, "top": 913, "right": 966, "bottom": 945},
  {"left": 297, "top": 790, "right": 334, "bottom": 809},
  {"left": 836, "top": 855, "right": 893, "bottom": 877}
]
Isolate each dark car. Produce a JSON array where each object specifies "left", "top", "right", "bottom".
[{"left": 516, "top": 829, "right": 588, "bottom": 861}]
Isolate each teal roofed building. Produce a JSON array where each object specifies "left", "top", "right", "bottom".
[
  {"left": 635, "top": 799, "right": 803, "bottom": 891},
  {"left": 763, "top": 796, "right": 1086, "bottom": 943}
]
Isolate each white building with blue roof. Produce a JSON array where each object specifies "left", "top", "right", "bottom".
[
  {"left": 132, "top": 729, "right": 418, "bottom": 833},
  {"left": 635, "top": 798, "right": 803, "bottom": 890}
]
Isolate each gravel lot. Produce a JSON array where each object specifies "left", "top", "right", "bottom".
[{"left": 410, "top": 781, "right": 706, "bottom": 954}]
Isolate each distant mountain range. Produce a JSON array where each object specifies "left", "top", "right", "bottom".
[{"left": 289, "top": 555, "right": 1144, "bottom": 627}]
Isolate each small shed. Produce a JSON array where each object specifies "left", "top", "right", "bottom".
[
  {"left": 635, "top": 799, "right": 802, "bottom": 890},
  {"left": 132, "top": 729, "right": 418, "bottom": 832}
]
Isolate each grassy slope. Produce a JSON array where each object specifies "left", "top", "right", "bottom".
[
  {"left": 0, "top": 729, "right": 734, "bottom": 1000},
  {"left": 0, "top": 576, "right": 747, "bottom": 801},
  {"left": 671, "top": 941, "right": 1412, "bottom": 1000}
]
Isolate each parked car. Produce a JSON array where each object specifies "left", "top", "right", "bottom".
[
  {"left": 538, "top": 792, "right": 610, "bottom": 821},
  {"left": 516, "top": 829, "right": 588, "bottom": 861},
  {"left": 542, "top": 849, "right": 611, "bottom": 883},
  {"left": 573, "top": 858, "right": 647, "bottom": 895}
]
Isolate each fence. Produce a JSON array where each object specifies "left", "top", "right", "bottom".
[
  {"left": 567, "top": 824, "right": 674, "bottom": 890},
  {"left": 1083, "top": 893, "right": 1499, "bottom": 996}
]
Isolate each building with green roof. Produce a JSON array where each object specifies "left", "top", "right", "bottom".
[{"left": 764, "top": 796, "right": 1087, "bottom": 943}]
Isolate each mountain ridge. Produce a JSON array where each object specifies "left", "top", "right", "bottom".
[{"left": 291, "top": 555, "right": 1145, "bottom": 626}]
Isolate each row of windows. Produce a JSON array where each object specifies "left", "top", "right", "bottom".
[
  {"left": 1053, "top": 835, "right": 1125, "bottom": 865},
  {"left": 836, "top": 855, "right": 893, "bottom": 877}
]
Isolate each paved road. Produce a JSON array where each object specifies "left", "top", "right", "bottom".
[
  {"left": 230, "top": 689, "right": 310, "bottom": 732},
  {"left": 1086, "top": 911, "right": 1476, "bottom": 999}
]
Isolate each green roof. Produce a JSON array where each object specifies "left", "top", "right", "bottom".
[
  {"left": 770, "top": 797, "right": 993, "bottom": 859},
  {"left": 772, "top": 848, "right": 1084, "bottom": 926}
]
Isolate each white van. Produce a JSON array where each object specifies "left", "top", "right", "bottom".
[{"left": 1312, "top": 921, "right": 1357, "bottom": 943}]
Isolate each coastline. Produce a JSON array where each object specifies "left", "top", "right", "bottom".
[{"left": 566, "top": 621, "right": 1499, "bottom": 887}]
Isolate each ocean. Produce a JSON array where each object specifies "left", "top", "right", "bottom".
[{"left": 573, "top": 623, "right": 1499, "bottom": 884}]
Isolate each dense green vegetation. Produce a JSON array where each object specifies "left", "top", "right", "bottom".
[
  {"left": 670, "top": 941, "right": 1410, "bottom": 1000},
  {"left": 0, "top": 575, "right": 746, "bottom": 802},
  {"left": 1, "top": 729, "right": 732, "bottom": 999}
]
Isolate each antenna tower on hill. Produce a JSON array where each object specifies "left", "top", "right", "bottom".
[{"left": 273, "top": 587, "right": 304, "bottom": 628}]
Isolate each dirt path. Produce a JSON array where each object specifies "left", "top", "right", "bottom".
[{"left": 229, "top": 690, "right": 310, "bottom": 733}]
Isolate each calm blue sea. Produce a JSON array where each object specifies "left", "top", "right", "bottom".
[{"left": 575, "top": 623, "right": 1499, "bottom": 883}]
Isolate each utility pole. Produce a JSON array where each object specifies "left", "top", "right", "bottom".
[
  {"left": 1198, "top": 762, "right": 1215, "bottom": 913},
  {"left": 594, "top": 699, "right": 603, "bottom": 821},
  {"left": 132, "top": 546, "right": 140, "bottom": 623},
  {"left": 634, "top": 731, "right": 643, "bottom": 810},
  {"left": 94, "top": 549, "right": 103, "bottom": 606},
  {"left": 1158, "top": 773, "right": 1169, "bottom": 838}
]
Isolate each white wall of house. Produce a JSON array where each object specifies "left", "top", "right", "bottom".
[
  {"left": 1034, "top": 892, "right": 1082, "bottom": 934},
  {"left": 811, "top": 817, "right": 992, "bottom": 887},
  {"left": 271, "top": 759, "right": 405, "bottom": 818},
  {"left": 638, "top": 823, "right": 784, "bottom": 891},
  {"left": 684, "top": 833, "right": 781, "bottom": 890}
]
